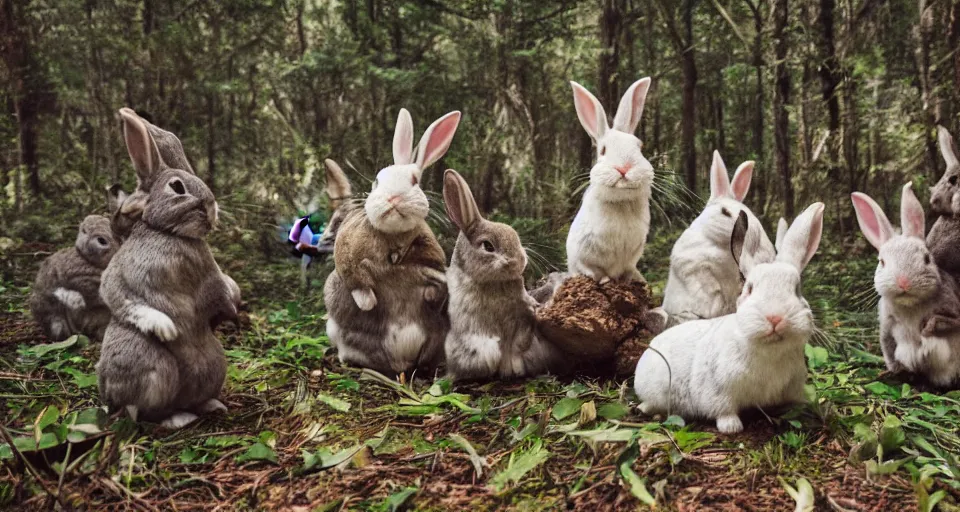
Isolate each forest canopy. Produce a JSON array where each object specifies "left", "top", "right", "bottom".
[{"left": 1, "top": 0, "right": 957, "bottom": 238}]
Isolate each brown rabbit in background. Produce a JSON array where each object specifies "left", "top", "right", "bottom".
[
  {"left": 29, "top": 215, "right": 121, "bottom": 341},
  {"left": 96, "top": 108, "right": 239, "bottom": 429},
  {"left": 927, "top": 126, "right": 960, "bottom": 278}
]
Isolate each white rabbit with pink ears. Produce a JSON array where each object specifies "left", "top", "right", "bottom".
[{"left": 565, "top": 78, "right": 654, "bottom": 283}]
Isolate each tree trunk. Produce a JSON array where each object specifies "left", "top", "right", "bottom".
[
  {"left": 680, "top": 0, "right": 698, "bottom": 193},
  {"left": 598, "top": 0, "right": 624, "bottom": 107},
  {"left": 0, "top": 0, "right": 45, "bottom": 199},
  {"left": 747, "top": 0, "right": 766, "bottom": 214},
  {"left": 817, "top": 0, "right": 841, "bottom": 133},
  {"left": 773, "top": 0, "right": 794, "bottom": 217},
  {"left": 916, "top": 0, "right": 941, "bottom": 180}
]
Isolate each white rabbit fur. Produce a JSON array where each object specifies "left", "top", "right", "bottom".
[
  {"left": 662, "top": 151, "right": 776, "bottom": 326},
  {"left": 566, "top": 78, "right": 654, "bottom": 282},
  {"left": 851, "top": 183, "right": 960, "bottom": 387},
  {"left": 635, "top": 202, "right": 825, "bottom": 433}
]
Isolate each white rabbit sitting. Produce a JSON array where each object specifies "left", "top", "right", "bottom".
[
  {"left": 662, "top": 150, "right": 775, "bottom": 327},
  {"left": 851, "top": 183, "right": 960, "bottom": 387},
  {"left": 566, "top": 78, "right": 654, "bottom": 283},
  {"left": 634, "top": 203, "right": 825, "bottom": 433}
]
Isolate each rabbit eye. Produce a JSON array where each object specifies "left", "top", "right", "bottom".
[
  {"left": 169, "top": 180, "right": 186, "bottom": 195},
  {"left": 879, "top": 258, "right": 885, "bottom": 267},
  {"left": 721, "top": 207, "right": 732, "bottom": 217},
  {"left": 96, "top": 237, "right": 108, "bottom": 245},
  {"left": 924, "top": 254, "right": 932, "bottom": 265},
  {"left": 950, "top": 176, "right": 958, "bottom": 186},
  {"left": 411, "top": 174, "right": 418, "bottom": 186},
  {"left": 599, "top": 146, "right": 606, "bottom": 156},
  {"left": 746, "top": 283, "right": 754, "bottom": 295},
  {"left": 481, "top": 240, "right": 495, "bottom": 252}
]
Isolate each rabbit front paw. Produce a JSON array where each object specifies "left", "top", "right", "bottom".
[
  {"left": 161, "top": 412, "right": 199, "bottom": 429},
  {"left": 197, "top": 399, "right": 228, "bottom": 414},
  {"left": 53, "top": 288, "right": 86, "bottom": 310},
  {"left": 352, "top": 289, "right": 377, "bottom": 311},
  {"left": 716, "top": 415, "right": 744, "bottom": 434},
  {"left": 133, "top": 306, "right": 179, "bottom": 342}
]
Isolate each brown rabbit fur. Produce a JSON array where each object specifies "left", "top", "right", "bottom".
[
  {"left": 928, "top": 126, "right": 960, "bottom": 278},
  {"left": 96, "top": 108, "right": 237, "bottom": 428},
  {"left": 324, "top": 209, "right": 449, "bottom": 374},
  {"left": 29, "top": 215, "right": 120, "bottom": 341}
]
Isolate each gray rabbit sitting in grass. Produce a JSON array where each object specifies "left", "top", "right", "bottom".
[
  {"left": 29, "top": 215, "right": 121, "bottom": 341},
  {"left": 96, "top": 108, "right": 239, "bottom": 429}
]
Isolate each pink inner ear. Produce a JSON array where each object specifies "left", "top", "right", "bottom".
[
  {"left": 421, "top": 115, "right": 459, "bottom": 167},
  {"left": 851, "top": 194, "right": 885, "bottom": 247},
  {"left": 730, "top": 164, "right": 754, "bottom": 201},
  {"left": 573, "top": 87, "right": 600, "bottom": 137}
]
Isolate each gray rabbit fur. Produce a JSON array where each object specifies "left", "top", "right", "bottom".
[
  {"left": 96, "top": 108, "right": 239, "bottom": 429},
  {"left": 29, "top": 215, "right": 120, "bottom": 341},
  {"left": 442, "top": 170, "right": 567, "bottom": 381},
  {"left": 928, "top": 126, "right": 960, "bottom": 278}
]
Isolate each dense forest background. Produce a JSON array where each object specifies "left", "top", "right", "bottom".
[{"left": 1, "top": 0, "right": 958, "bottom": 244}]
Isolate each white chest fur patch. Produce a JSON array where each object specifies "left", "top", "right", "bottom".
[
  {"left": 387, "top": 323, "right": 427, "bottom": 371},
  {"left": 54, "top": 288, "right": 86, "bottom": 310}
]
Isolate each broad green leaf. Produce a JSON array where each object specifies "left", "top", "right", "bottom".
[
  {"left": 236, "top": 442, "right": 278, "bottom": 464},
  {"left": 490, "top": 441, "right": 550, "bottom": 491},
  {"left": 620, "top": 463, "right": 656, "bottom": 507},
  {"left": 34, "top": 405, "right": 60, "bottom": 441},
  {"left": 879, "top": 415, "right": 905, "bottom": 453},
  {"left": 598, "top": 402, "right": 629, "bottom": 420},
  {"left": 317, "top": 393, "right": 351, "bottom": 412},
  {"left": 552, "top": 398, "right": 582, "bottom": 421},
  {"left": 804, "top": 344, "right": 829, "bottom": 369},
  {"left": 382, "top": 486, "right": 418, "bottom": 512}
]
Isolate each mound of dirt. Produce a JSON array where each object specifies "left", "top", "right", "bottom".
[{"left": 536, "top": 274, "right": 664, "bottom": 375}]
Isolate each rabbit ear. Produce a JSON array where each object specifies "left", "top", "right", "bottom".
[
  {"left": 730, "top": 210, "right": 755, "bottom": 276},
  {"left": 612, "top": 77, "right": 651, "bottom": 134},
  {"left": 730, "top": 161, "right": 755, "bottom": 202},
  {"left": 119, "top": 108, "right": 162, "bottom": 183},
  {"left": 570, "top": 81, "right": 608, "bottom": 141},
  {"left": 777, "top": 202, "right": 825, "bottom": 272},
  {"left": 900, "top": 182, "right": 926, "bottom": 239},
  {"left": 416, "top": 111, "right": 461, "bottom": 172},
  {"left": 393, "top": 109, "right": 415, "bottom": 165},
  {"left": 323, "top": 159, "right": 352, "bottom": 209},
  {"left": 107, "top": 184, "right": 128, "bottom": 214},
  {"left": 851, "top": 192, "right": 894, "bottom": 250},
  {"left": 709, "top": 150, "right": 731, "bottom": 201},
  {"left": 775, "top": 217, "right": 789, "bottom": 253},
  {"left": 938, "top": 126, "right": 959, "bottom": 169},
  {"left": 443, "top": 169, "right": 481, "bottom": 235}
]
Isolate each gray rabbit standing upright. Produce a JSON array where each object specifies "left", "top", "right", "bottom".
[
  {"left": 96, "top": 108, "right": 239, "bottom": 429},
  {"left": 928, "top": 126, "right": 960, "bottom": 277},
  {"left": 29, "top": 215, "right": 121, "bottom": 341}
]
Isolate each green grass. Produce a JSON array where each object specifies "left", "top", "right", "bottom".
[{"left": 1, "top": 225, "right": 959, "bottom": 510}]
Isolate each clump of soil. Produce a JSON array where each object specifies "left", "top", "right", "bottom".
[{"left": 536, "top": 274, "right": 664, "bottom": 375}]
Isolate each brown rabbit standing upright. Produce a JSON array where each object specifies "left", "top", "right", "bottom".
[
  {"left": 324, "top": 108, "right": 460, "bottom": 375},
  {"left": 29, "top": 215, "right": 121, "bottom": 341},
  {"left": 96, "top": 108, "right": 239, "bottom": 429},
  {"left": 928, "top": 126, "right": 960, "bottom": 278}
]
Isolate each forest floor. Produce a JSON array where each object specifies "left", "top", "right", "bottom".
[{"left": 1, "top": 231, "right": 960, "bottom": 511}]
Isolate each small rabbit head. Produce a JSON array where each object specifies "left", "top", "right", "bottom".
[
  {"left": 931, "top": 126, "right": 960, "bottom": 215},
  {"left": 570, "top": 79, "right": 654, "bottom": 199},
  {"left": 76, "top": 215, "right": 120, "bottom": 268},
  {"left": 731, "top": 202, "right": 825, "bottom": 344},
  {"left": 120, "top": 108, "right": 218, "bottom": 239},
  {"left": 689, "top": 150, "right": 757, "bottom": 244},
  {"left": 365, "top": 108, "right": 461, "bottom": 234},
  {"left": 315, "top": 158, "right": 356, "bottom": 253},
  {"left": 444, "top": 169, "right": 527, "bottom": 283},
  {"left": 852, "top": 183, "right": 941, "bottom": 306}
]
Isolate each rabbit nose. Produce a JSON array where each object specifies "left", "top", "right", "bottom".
[
  {"left": 897, "top": 275, "right": 911, "bottom": 291},
  {"left": 766, "top": 315, "right": 784, "bottom": 330},
  {"left": 388, "top": 195, "right": 402, "bottom": 205},
  {"left": 616, "top": 163, "right": 632, "bottom": 176}
]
